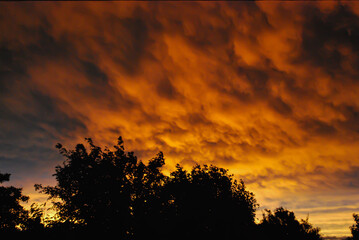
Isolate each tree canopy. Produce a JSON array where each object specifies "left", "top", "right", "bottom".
[
  {"left": 0, "top": 172, "right": 44, "bottom": 234},
  {"left": 35, "top": 137, "right": 258, "bottom": 238},
  {"left": 1, "top": 136, "right": 325, "bottom": 239},
  {"left": 258, "top": 207, "right": 322, "bottom": 240},
  {"left": 0, "top": 172, "right": 29, "bottom": 232},
  {"left": 347, "top": 213, "right": 359, "bottom": 240}
]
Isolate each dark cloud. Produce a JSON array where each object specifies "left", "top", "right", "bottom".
[
  {"left": 336, "top": 105, "right": 359, "bottom": 135},
  {"left": 336, "top": 166, "right": 359, "bottom": 189},
  {"left": 269, "top": 97, "right": 293, "bottom": 116},
  {"left": 28, "top": 91, "right": 87, "bottom": 134},
  {"left": 227, "top": 1, "right": 272, "bottom": 33},
  {"left": 0, "top": 47, "right": 28, "bottom": 95},
  {"left": 299, "top": 119, "right": 337, "bottom": 137},
  {"left": 187, "top": 112, "right": 210, "bottom": 126},
  {"left": 0, "top": 87, "right": 86, "bottom": 138},
  {"left": 210, "top": 74, "right": 252, "bottom": 104},
  {"left": 241, "top": 66, "right": 270, "bottom": 98},
  {"left": 102, "top": 16, "right": 149, "bottom": 75},
  {"left": 26, "top": 28, "right": 73, "bottom": 61},
  {"left": 0, "top": 89, "right": 87, "bottom": 184},
  {"left": 156, "top": 77, "right": 180, "bottom": 100},
  {"left": 80, "top": 60, "right": 109, "bottom": 85},
  {"left": 298, "top": 4, "right": 359, "bottom": 76}
]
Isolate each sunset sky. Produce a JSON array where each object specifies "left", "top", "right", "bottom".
[{"left": 2, "top": 1, "right": 359, "bottom": 237}]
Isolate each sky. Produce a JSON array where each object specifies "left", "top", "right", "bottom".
[{"left": 1, "top": 1, "right": 359, "bottom": 237}]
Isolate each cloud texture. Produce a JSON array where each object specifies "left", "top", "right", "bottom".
[{"left": 1, "top": 1, "right": 359, "bottom": 236}]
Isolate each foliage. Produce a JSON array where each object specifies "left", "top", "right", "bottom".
[
  {"left": 0, "top": 136, "right": 327, "bottom": 239},
  {"left": 347, "top": 213, "right": 359, "bottom": 240},
  {"left": 258, "top": 207, "right": 322, "bottom": 240},
  {"left": 155, "top": 164, "right": 258, "bottom": 239},
  {"left": 35, "top": 137, "right": 166, "bottom": 237},
  {"left": 35, "top": 137, "right": 258, "bottom": 238},
  {"left": 0, "top": 172, "right": 45, "bottom": 235},
  {"left": 0, "top": 172, "right": 29, "bottom": 232}
]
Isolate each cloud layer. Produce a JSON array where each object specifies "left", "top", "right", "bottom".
[{"left": 1, "top": 2, "right": 359, "bottom": 236}]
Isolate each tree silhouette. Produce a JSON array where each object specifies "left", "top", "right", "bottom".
[
  {"left": 22, "top": 203, "right": 46, "bottom": 233},
  {"left": 347, "top": 213, "right": 359, "bottom": 240},
  {"left": 35, "top": 137, "right": 258, "bottom": 238},
  {"left": 258, "top": 207, "right": 322, "bottom": 240},
  {"left": 35, "top": 137, "right": 168, "bottom": 237},
  {"left": 154, "top": 164, "right": 258, "bottom": 239},
  {"left": 0, "top": 172, "right": 29, "bottom": 232},
  {"left": 27, "top": 136, "right": 327, "bottom": 239}
]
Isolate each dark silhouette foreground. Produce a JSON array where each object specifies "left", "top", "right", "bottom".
[
  {"left": 258, "top": 207, "right": 321, "bottom": 240},
  {"left": 1, "top": 137, "right": 323, "bottom": 239},
  {"left": 0, "top": 173, "right": 44, "bottom": 235},
  {"left": 347, "top": 214, "right": 359, "bottom": 240}
]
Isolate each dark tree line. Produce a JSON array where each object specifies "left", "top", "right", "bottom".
[{"left": 0, "top": 136, "right": 339, "bottom": 239}]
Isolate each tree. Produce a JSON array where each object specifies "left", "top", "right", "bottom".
[
  {"left": 155, "top": 164, "right": 258, "bottom": 239},
  {"left": 347, "top": 213, "right": 359, "bottom": 240},
  {"left": 35, "top": 136, "right": 259, "bottom": 239},
  {"left": 0, "top": 172, "right": 29, "bottom": 232},
  {"left": 258, "top": 207, "right": 322, "bottom": 240},
  {"left": 35, "top": 137, "right": 167, "bottom": 238}
]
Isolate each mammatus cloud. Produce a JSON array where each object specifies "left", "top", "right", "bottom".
[{"left": 1, "top": 2, "right": 359, "bottom": 236}]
